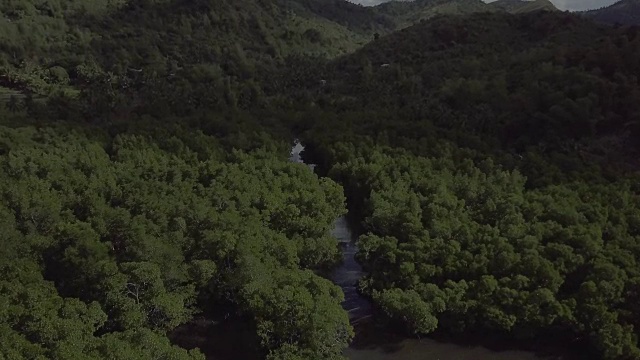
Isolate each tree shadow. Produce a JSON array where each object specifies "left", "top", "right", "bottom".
[
  {"left": 349, "top": 317, "right": 408, "bottom": 353},
  {"left": 348, "top": 317, "right": 595, "bottom": 360},
  {"left": 169, "top": 316, "right": 262, "bottom": 360}
]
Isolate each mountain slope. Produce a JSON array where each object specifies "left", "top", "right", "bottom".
[
  {"left": 582, "top": 0, "right": 640, "bottom": 25},
  {"left": 299, "top": 10, "right": 640, "bottom": 169},
  {"left": 374, "top": 0, "right": 557, "bottom": 28},
  {"left": 375, "top": 0, "right": 498, "bottom": 27},
  {"left": 0, "top": 0, "right": 569, "bottom": 97},
  {"left": 0, "top": 0, "right": 396, "bottom": 96},
  {"left": 490, "top": 0, "right": 559, "bottom": 13}
]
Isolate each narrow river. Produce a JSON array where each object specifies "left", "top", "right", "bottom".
[
  {"left": 172, "top": 142, "right": 574, "bottom": 360},
  {"left": 290, "top": 141, "right": 568, "bottom": 360}
]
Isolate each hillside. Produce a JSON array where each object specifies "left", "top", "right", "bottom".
[
  {"left": 303, "top": 11, "right": 635, "bottom": 163},
  {"left": 375, "top": 0, "right": 498, "bottom": 26},
  {"left": 490, "top": 0, "right": 559, "bottom": 13},
  {"left": 374, "top": 0, "right": 558, "bottom": 28},
  {"left": 582, "top": 0, "right": 640, "bottom": 25},
  {"left": 0, "top": 0, "right": 396, "bottom": 96},
  {"left": 0, "top": 0, "right": 567, "bottom": 98}
]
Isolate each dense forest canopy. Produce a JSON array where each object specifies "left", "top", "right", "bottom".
[
  {"left": 0, "top": 122, "right": 352, "bottom": 359},
  {"left": 0, "top": 0, "right": 398, "bottom": 99},
  {"left": 299, "top": 11, "right": 640, "bottom": 181},
  {"left": 315, "top": 142, "right": 640, "bottom": 359},
  {"left": 1, "top": 0, "right": 640, "bottom": 359},
  {"left": 0, "top": 0, "right": 569, "bottom": 98}
]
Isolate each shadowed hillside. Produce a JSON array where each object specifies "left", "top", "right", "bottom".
[
  {"left": 375, "top": 0, "right": 498, "bottom": 27},
  {"left": 297, "top": 10, "right": 640, "bottom": 187},
  {"left": 582, "top": 0, "right": 640, "bottom": 25},
  {"left": 490, "top": 0, "right": 559, "bottom": 13},
  {"left": 0, "top": 0, "right": 396, "bottom": 96}
]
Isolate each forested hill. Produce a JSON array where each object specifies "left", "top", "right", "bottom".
[
  {"left": 0, "top": 0, "right": 396, "bottom": 96},
  {"left": 373, "top": 0, "right": 558, "bottom": 28},
  {"left": 582, "top": 0, "right": 640, "bottom": 25},
  {"left": 300, "top": 11, "right": 640, "bottom": 178},
  {"left": 490, "top": 0, "right": 559, "bottom": 13},
  {"left": 374, "top": 0, "right": 498, "bottom": 27},
  {"left": 0, "top": 0, "right": 567, "bottom": 98}
]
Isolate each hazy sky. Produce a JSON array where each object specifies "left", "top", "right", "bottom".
[{"left": 349, "top": 0, "right": 620, "bottom": 11}]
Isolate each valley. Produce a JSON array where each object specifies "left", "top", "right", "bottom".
[{"left": 1, "top": 0, "right": 640, "bottom": 360}]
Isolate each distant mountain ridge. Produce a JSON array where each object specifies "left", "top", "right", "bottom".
[
  {"left": 0, "top": 0, "right": 569, "bottom": 98},
  {"left": 373, "top": 0, "right": 557, "bottom": 28},
  {"left": 382, "top": 0, "right": 496, "bottom": 27},
  {"left": 490, "top": 0, "right": 559, "bottom": 13},
  {"left": 582, "top": 0, "right": 640, "bottom": 25}
]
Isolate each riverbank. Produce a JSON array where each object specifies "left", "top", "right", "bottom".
[
  {"left": 292, "top": 140, "right": 587, "bottom": 360},
  {"left": 171, "top": 141, "right": 581, "bottom": 360},
  {"left": 346, "top": 317, "right": 595, "bottom": 360}
]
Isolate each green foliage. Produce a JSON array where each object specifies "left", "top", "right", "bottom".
[
  {"left": 0, "top": 124, "right": 350, "bottom": 359},
  {"left": 319, "top": 143, "right": 640, "bottom": 359},
  {"left": 244, "top": 268, "right": 352, "bottom": 359},
  {"left": 300, "top": 12, "right": 640, "bottom": 185},
  {"left": 2, "top": 2, "right": 640, "bottom": 360},
  {"left": 0, "top": 0, "right": 396, "bottom": 97}
]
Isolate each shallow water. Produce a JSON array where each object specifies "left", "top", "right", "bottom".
[{"left": 329, "top": 216, "right": 373, "bottom": 322}]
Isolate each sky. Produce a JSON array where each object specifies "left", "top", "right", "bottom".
[{"left": 349, "top": 0, "right": 620, "bottom": 11}]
